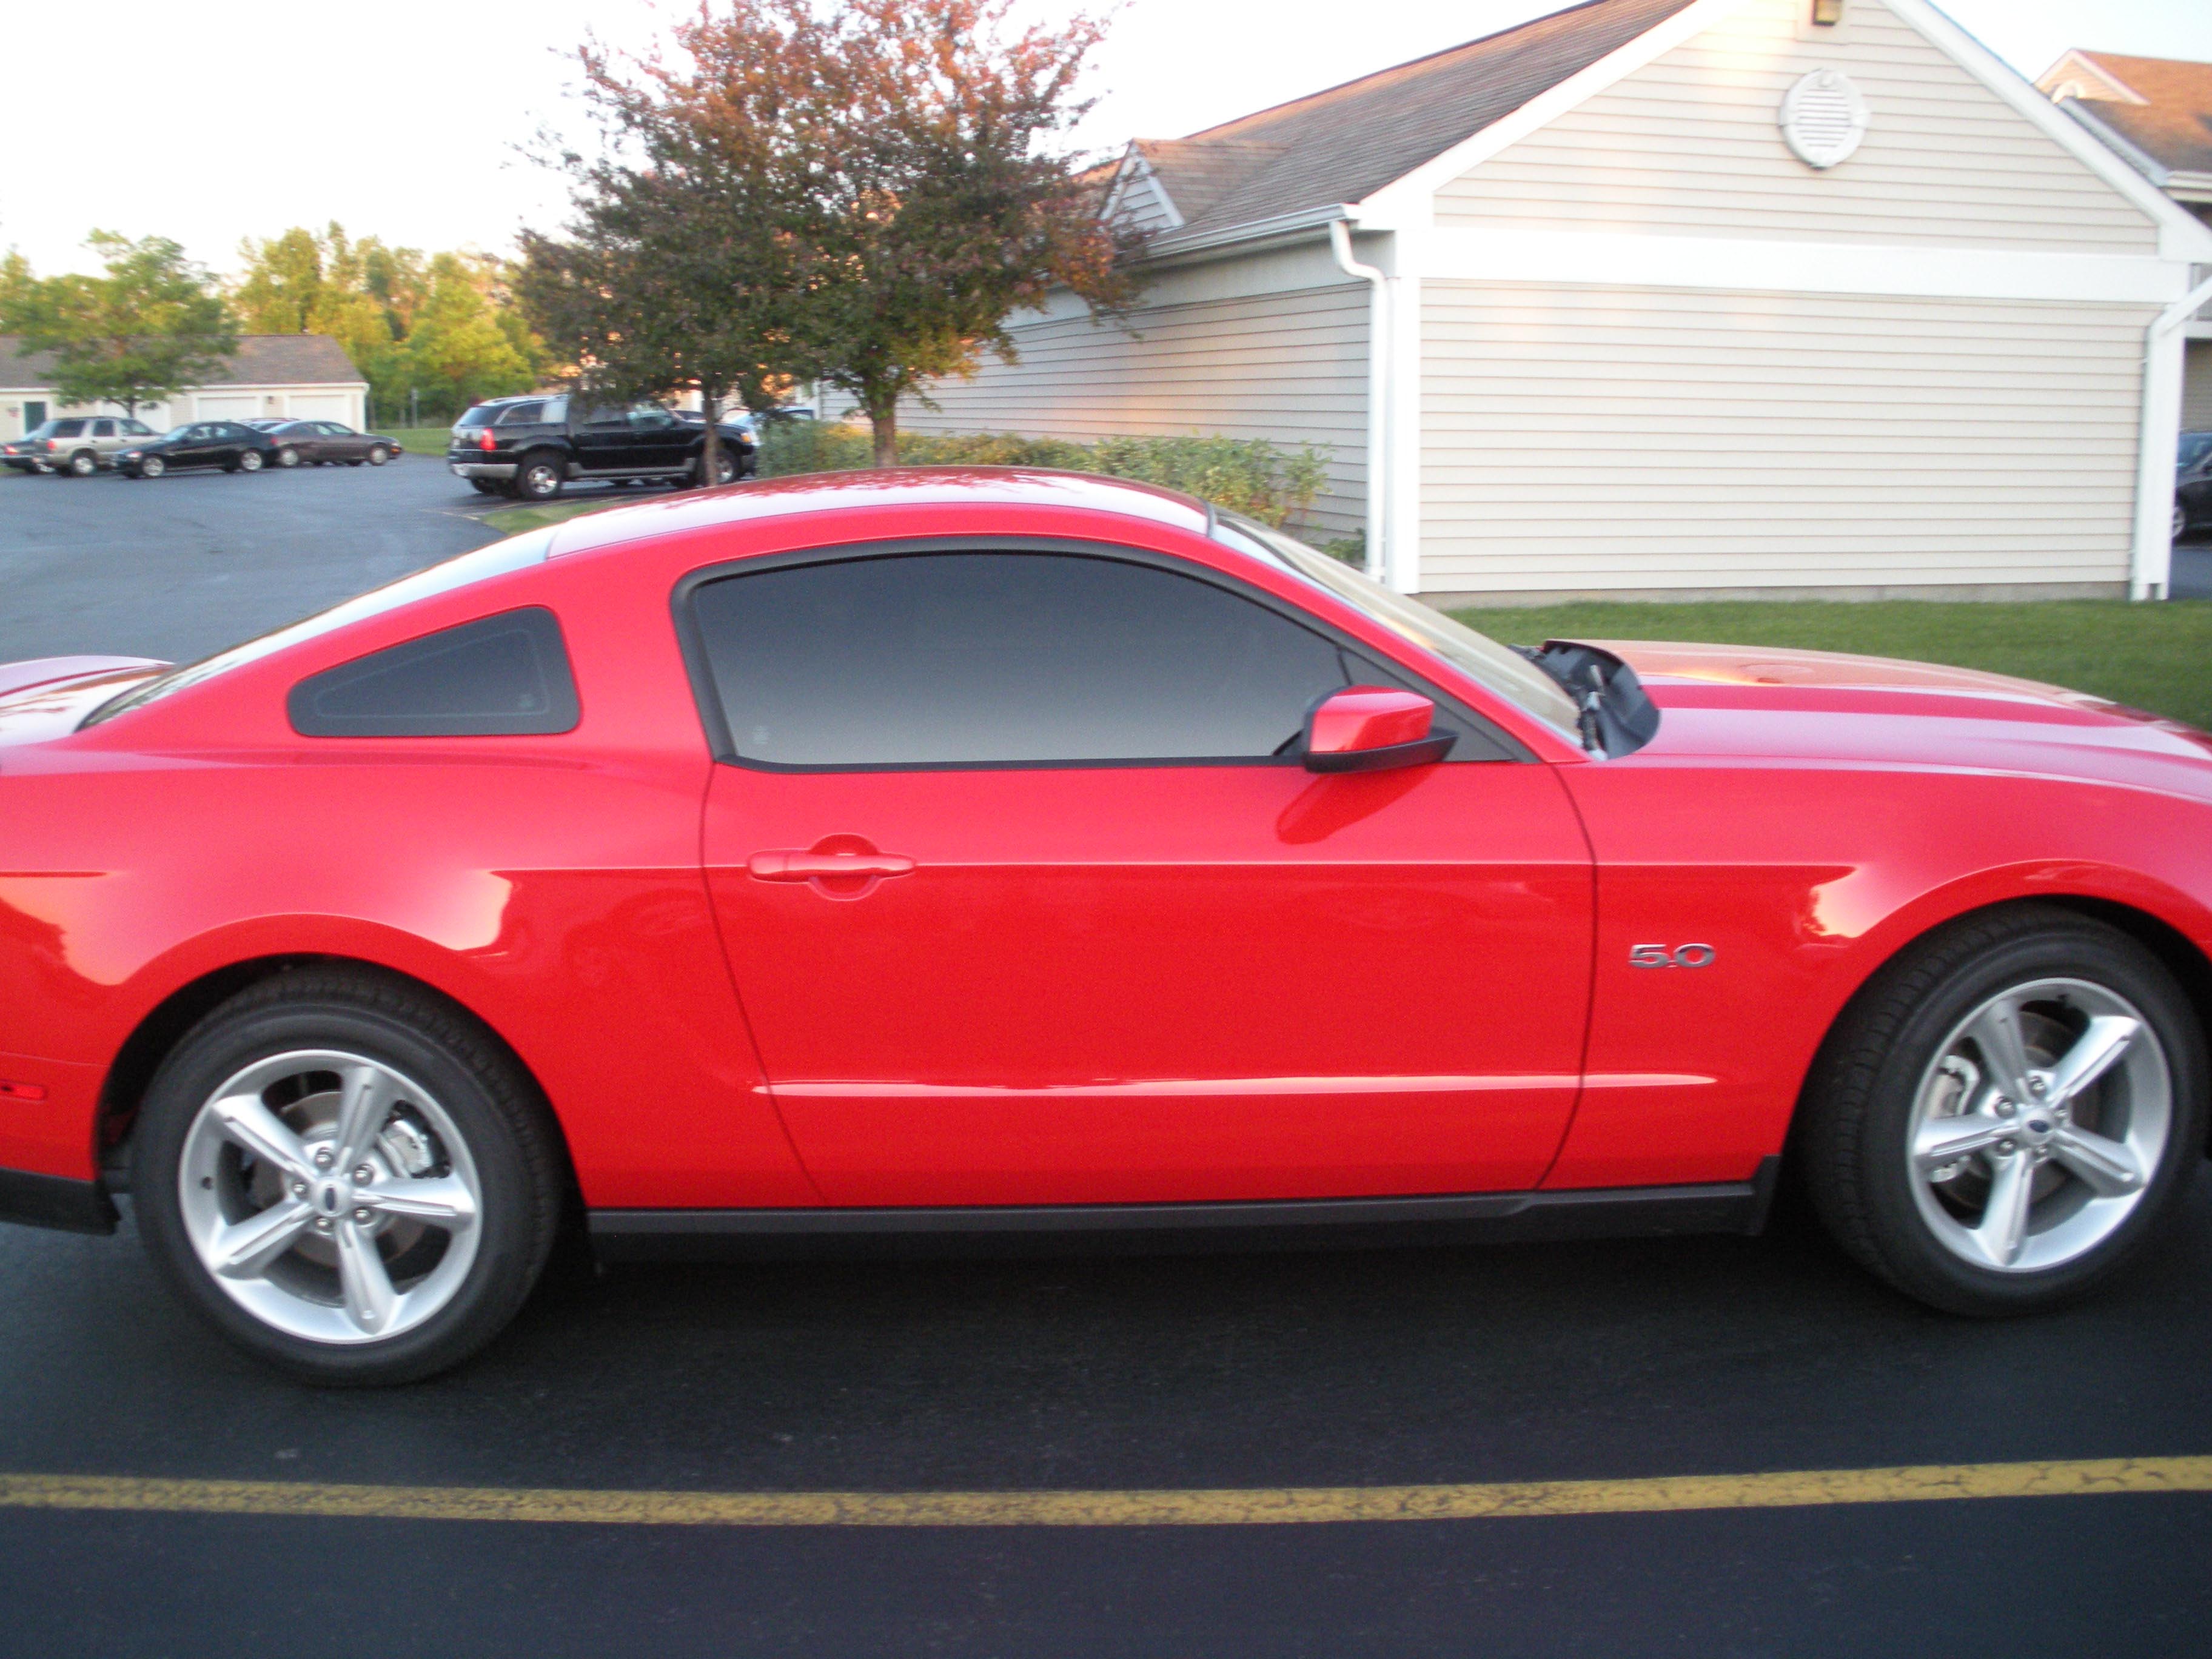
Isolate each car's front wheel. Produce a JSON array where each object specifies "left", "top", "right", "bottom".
[
  {"left": 133, "top": 970, "right": 565, "bottom": 1384},
  {"left": 138, "top": 455, "right": 166, "bottom": 479},
  {"left": 368, "top": 444, "right": 392, "bottom": 466},
  {"left": 2176, "top": 501, "right": 2190, "bottom": 543},
  {"left": 693, "top": 449, "right": 739, "bottom": 488},
  {"left": 1802, "top": 904, "right": 2204, "bottom": 1315}
]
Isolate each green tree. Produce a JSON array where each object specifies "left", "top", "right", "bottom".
[
  {"left": 5, "top": 232, "right": 236, "bottom": 418},
  {"left": 548, "top": 0, "right": 1141, "bottom": 466},
  {"left": 401, "top": 253, "right": 535, "bottom": 416},
  {"left": 235, "top": 225, "right": 545, "bottom": 423},
  {"left": 521, "top": 32, "right": 818, "bottom": 486}
]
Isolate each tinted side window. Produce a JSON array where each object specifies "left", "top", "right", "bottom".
[
  {"left": 690, "top": 552, "right": 1352, "bottom": 768},
  {"left": 289, "top": 607, "right": 580, "bottom": 737},
  {"left": 496, "top": 402, "right": 546, "bottom": 426},
  {"left": 52, "top": 420, "right": 87, "bottom": 437}
]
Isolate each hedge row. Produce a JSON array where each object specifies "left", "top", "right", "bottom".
[{"left": 755, "top": 422, "right": 1332, "bottom": 531}]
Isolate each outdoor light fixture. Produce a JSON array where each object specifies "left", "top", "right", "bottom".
[{"left": 1811, "top": 0, "right": 1845, "bottom": 23}]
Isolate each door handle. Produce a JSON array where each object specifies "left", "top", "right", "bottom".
[{"left": 748, "top": 850, "right": 916, "bottom": 882}]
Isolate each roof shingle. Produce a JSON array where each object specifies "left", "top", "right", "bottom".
[
  {"left": 2069, "top": 52, "right": 2212, "bottom": 179},
  {"left": 0, "top": 333, "right": 364, "bottom": 392}
]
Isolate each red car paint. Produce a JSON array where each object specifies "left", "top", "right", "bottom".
[{"left": 1, "top": 471, "right": 2208, "bottom": 1217}]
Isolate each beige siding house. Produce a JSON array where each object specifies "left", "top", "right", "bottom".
[
  {"left": 0, "top": 335, "right": 368, "bottom": 441},
  {"left": 2036, "top": 52, "right": 2212, "bottom": 440},
  {"left": 895, "top": 0, "right": 2212, "bottom": 602}
]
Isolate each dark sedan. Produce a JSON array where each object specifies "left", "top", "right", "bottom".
[
  {"left": 2179, "top": 432, "right": 2212, "bottom": 541},
  {"left": 115, "top": 422, "right": 281, "bottom": 479},
  {"left": 254, "top": 420, "right": 401, "bottom": 469}
]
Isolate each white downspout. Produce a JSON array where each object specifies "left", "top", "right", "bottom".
[
  {"left": 2131, "top": 272, "right": 2212, "bottom": 601},
  {"left": 1330, "top": 216, "right": 1390, "bottom": 585}
]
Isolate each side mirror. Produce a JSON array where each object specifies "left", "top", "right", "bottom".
[{"left": 1302, "top": 686, "right": 1453, "bottom": 773}]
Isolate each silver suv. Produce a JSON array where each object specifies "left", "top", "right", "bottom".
[{"left": 7, "top": 415, "right": 159, "bottom": 476}]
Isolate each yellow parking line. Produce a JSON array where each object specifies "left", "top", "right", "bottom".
[{"left": 0, "top": 1456, "right": 2208, "bottom": 1529}]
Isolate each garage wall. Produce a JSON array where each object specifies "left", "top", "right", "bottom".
[
  {"left": 896, "top": 264, "right": 1370, "bottom": 541},
  {"left": 1418, "top": 281, "right": 2154, "bottom": 598},
  {"left": 1434, "top": 0, "right": 2161, "bottom": 252}
]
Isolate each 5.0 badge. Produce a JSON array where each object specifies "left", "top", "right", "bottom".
[{"left": 1630, "top": 943, "right": 1716, "bottom": 968}]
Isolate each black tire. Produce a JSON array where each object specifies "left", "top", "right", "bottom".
[
  {"left": 692, "top": 447, "right": 738, "bottom": 488},
  {"left": 66, "top": 449, "right": 98, "bottom": 477},
  {"left": 132, "top": 967, "right": 566, "bottom": 1385},
  {"left": 367, "top": 445, "right": 391, "bottom": 466},
  {"left": 514, "top": 452, "right": 564, "bottom": 501},
  {"left": 237, "top": 449, "right": 264, "bottom": 473},
  {"left": 1800, "top": 903, "right": 2205, "bottom": 1316},
  {"left": 138, "top": 455, "right": 165, "bottom": 479},
  {"left": 275, "top": 446, "right": 301, "bottom": 468}
]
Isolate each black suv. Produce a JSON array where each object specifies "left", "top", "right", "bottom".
[{"left": 447, "top": 396, "right": 756, "bottom": 500}]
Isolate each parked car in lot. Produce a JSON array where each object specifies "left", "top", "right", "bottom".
[
  {"left": 448, "top": 395, "right": 756, "bottom": 499},
  {"left": 2179, "top": 431, "right": 2212, "bottom": 540},
  {"left": 2, "top": 416, "right": 159, "bottom": 476},
  {"left": 0, "top": 471, "right": 2208, "bottom": 1384},
  {"left": 252, "top": 420, "right": 400, "bottom": 469},
  {"left": 115, "top": 422, "right": 282, "bottom": 478}
]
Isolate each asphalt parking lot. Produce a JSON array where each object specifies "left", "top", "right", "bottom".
[
  {"left": 0, "top": 457, "right": 518, "bottom": 666},
  {"left": 1, "top": 461, "right": 2210, "bottom": 1657}
]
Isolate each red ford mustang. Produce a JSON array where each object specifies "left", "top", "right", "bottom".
[{"left": 1, "top": 470, "right": 2206, "bottom": 1383}]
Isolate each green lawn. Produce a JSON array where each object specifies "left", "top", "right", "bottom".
[
  {"left": 386, "top": 426, "right": 454, "bottom": 457},
  {"left": 478, "top": 498, "right": 629, "bottom": 536},
  {"left": 1449, "top": 599, "right": 2212, "bottom": 730}
]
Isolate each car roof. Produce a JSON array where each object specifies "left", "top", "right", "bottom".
[{"left": 546, "top": 467, "right": 1216, "bottom": 560}]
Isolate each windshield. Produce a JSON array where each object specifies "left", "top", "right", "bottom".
[
  {"left": 80, "top": 528, "right": 559, "bottom": 728},
  {"left": 1212, "top": 514, "right": 1583, "bottom": 736}
]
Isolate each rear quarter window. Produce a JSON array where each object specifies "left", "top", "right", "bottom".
[{"left": 288, "top": 607, "right": 580, "bottom": 737}]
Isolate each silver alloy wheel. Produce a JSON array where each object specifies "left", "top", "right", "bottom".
[
  {"left": 1906, "top": 976, "right": 2171, "bottom": 1273},
  {"left": 2177, "top": 502, "right": 2190, "bottom": 542},
  {"left": 176, "top": 1049, "right": 483, "bottom": 1344},
  {"left": 520, "top": 460, "right": 560, "bottom": 498},
  {"left": 276, "top": 446, "right": 300, "bottom": 468},
  {"left": 68, "top": 450, "right": 96, "bottom": 477},
  {"left": 238, "top": 449, "right": 264, "bottom": 472},
  {"left": 140, "top": 454, "right": 164, "bottom": 478},
  {"left": 369, "top": 445, "right": 390, "bottom": 465}
]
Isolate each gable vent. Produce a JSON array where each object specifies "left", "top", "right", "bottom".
[{"left": 1780, "top": 68, "right": 1869, "bottom": 169}]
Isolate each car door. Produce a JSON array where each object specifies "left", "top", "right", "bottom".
[
  {"left": 318, "top": 422, "right": 360, "bottom": 460},
  {"left": 572, "top": 405, "right": 632, "bottom": 475},
  {"left": 625, "top": 407, "right": 690, "bottom": 473},
  {"left": 173, "top": 424, "right": 216, "bottom": 468},
  {"left": 693, "top": 544, "right": 1596, "bottom": 1208}
]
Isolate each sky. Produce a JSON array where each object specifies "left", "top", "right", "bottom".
[{"left": 5, "top": 0, "right": 2211, "bottom": 281}]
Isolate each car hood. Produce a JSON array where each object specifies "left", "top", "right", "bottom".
[
  {"left": 0, "top": 657, "right": 169, "bottom": 749},
  {"left": 1593, "top": 640, "right": 2212, "bottom": 796}
]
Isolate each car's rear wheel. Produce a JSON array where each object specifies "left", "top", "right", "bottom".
[
  {"left": 1801, "top": 905, "right": 2204, "bottom": 1315},
  {"left": 237, "top": 449, "right": 264, "bottom": 473},
  {"left": 515, "top": 453, "right": 563, "bottom": 501},
  {"left": 139, "top": 455, "right": 166, "bottom": 479},
  {"left": 368, "top": 444, "right": 392, "bottom": 466},
  {"left": 2176, "top": 502, "right": 2190, "bottom": 543},
  {"left": 66, "top": 449, "right": 97, "bottom": 477},
  {"left": 275, "top": 446, "right": 300, "bottom": 468},
  {"left": 133, "top": 970, "right": 565, "bottom": 1384}
]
